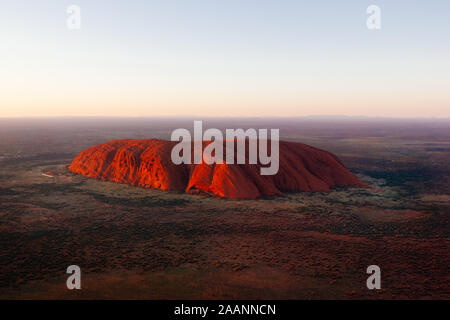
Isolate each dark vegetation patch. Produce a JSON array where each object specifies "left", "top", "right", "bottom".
[
  {"left": 19, "top": 183, "right": 84, "bottom": 195},
  {"left": 362, "top": 168, "right": 448, "bottom": 195},
  {"left": 87, "top": 193, "right": 191, "bottom": 208},
  {"left": 364, "top": 168, "right": 435, "bottom": 186},
  {"left": 0, "top": 187, "right": 20, "bottom": 196},
  {"left": 0, "top": 229, "right": 75, "bottom": 287},
  {"left": 425, "top": 147, "right": 450, "bottom": 152}
]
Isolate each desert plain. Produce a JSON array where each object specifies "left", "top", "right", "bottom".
[{"left": 0, "top": 117, "right": 448, "bottom": 299}]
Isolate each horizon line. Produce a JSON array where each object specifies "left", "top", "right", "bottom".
[{"left": 1, "top": 115, "right": 450, "bottom": 121}]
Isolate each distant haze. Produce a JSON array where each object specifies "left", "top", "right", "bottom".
[{"left": 1, "top": 1, "right": 449, "bottom": 117}]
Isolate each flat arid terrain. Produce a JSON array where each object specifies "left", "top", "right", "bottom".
[{"left": 0, "top": 117, "right": 449, "bottom": 299}]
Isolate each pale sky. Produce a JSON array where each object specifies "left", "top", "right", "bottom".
[{"left": 1, "top": 0, "right": 449, "bottom": 117}]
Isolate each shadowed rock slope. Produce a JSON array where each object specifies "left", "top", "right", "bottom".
[{"left": 69, "top": 139, "right": 365, "bottom": 199}]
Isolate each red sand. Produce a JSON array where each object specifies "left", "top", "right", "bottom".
[{"left": 69, "top": 139, "right": 364, "bottom": 199}]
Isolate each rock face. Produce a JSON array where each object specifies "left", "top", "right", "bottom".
[{"left": 69, "top": 139, "right": 365, "bottom": 199}]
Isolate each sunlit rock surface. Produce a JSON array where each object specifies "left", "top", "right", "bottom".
[{"left": 69, "top": 139, "right": 365, "bottom": 199}]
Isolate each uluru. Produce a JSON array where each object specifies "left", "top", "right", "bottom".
[{"left": 68, "top": 139, "right": 365, "bottom": 199}]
